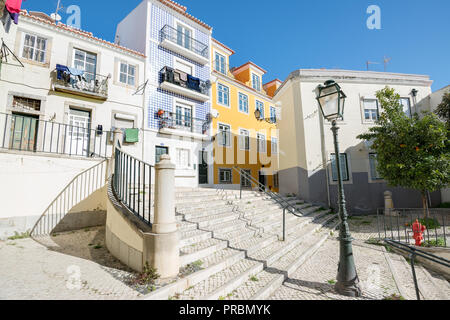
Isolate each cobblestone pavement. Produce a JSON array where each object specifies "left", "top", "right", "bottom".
[
  {"left": 0, "top": 227, "right": 144, "bottom": 300},
  {"left": 270, "top": 215, "right": 450, "bottom": 300},
  {"left": 269, "top": 238, "right": 400, "bottom": 300}
]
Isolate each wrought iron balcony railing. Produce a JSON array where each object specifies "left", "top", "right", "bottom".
[
  {"left": 160, "top": 24, "right": 209, "bottom": 59},
  {"left": 159, "top": 112, "right": 209, "bottom": 136},
  {"left": 53, "top": 65, "right": 109, "bottom": 99},
  {"left": 160, "top": 66, "right": 210, "bottom": 97}
]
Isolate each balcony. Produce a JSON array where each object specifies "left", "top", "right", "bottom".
[
  {"left": 52, "top": 64, "right": 109, "bottom": 100},
  {"left": 160, "top": 25, "right": 209, "bottom": 65},
  {"left": 160, "top": 66, "right": 210, "bottom": 102},
  {"left": 159, "top": 112, "right": 210, "bottom": 140}
]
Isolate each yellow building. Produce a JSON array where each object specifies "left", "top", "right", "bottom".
[{"left": 210, "top": 39, "right": 281, "bottom": 191}]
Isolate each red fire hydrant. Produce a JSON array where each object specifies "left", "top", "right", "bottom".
[{"left": 412, "top": 219, "right": 426, "bottom": 246}]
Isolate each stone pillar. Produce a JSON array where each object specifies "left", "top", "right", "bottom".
[
  {"left": 384, "top": 191, "right": 395, "bottom": 216},
  {"left": 144, "top": 154, "right": 179, "bottom": 279}
]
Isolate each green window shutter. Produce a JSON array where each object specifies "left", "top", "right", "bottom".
[{"left": 125, "top": 128, "right": 139, "bottom": 143}]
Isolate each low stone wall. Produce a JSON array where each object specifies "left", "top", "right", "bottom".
[
  {"left": 105, "top": 182, "right": 150, "bottom": 272},
  {"left": 391, "top": 246, "right": 450, "bottom": 281}
]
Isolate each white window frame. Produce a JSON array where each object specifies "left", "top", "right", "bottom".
[
  {"left": 362, "top": 99, "right": 379, "bottom": 123},
  {"left": 257, "top": 133, "right": 266, "bottom": 153},
  {"left": 217, "top": 82, "right": 230, "bottom": 107},
  {"left": 219, "top": 168, "right": 232, "bottom": 184},
  {"left": 218, "top": 123, "right": 231, "bottom": 147},
  {"left": 175, "top": 19, "right": 194, "bottom": 51},
  {"left": 270, "top": 106, "right": 277, "bottom": 123},
  {"left": 238, "top": 92, "right": 249, "bottom": 114},
  {"left": 240, "top": 169, "right": 252, "bottom": 188},
  {"left": 256, "top": 100, "right": 265, "bottom": 120},
  {"left": 21, "top": 32, "right": 48, "bottom": 63},
  {"left": 119, "top": 61, "right": 137, "bottom": 86},
  {"left": 214, "top": 51, "right": 226, "bottom": 75},
  {"left": 239, "top": 128, "right": 250, "bottom": 151},
  {"left": 252, "top": 73, "right": 261, "bottom": 91},
  {"left": 271, "top": 137, "right": 278, "bottom": 155},
  {"left": 400, "top": 97, "right": 412, "bottom": 118}
]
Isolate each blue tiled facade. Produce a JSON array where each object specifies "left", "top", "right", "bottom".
[{"left": 146, "top": 3, "right": 211, "bottom": 131}]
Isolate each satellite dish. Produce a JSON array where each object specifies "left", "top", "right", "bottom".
[
  {"left": 210, "top": 109, "right": 219, "bottom": 118},
  {"left": 50, "top": 13, "right": 62, "bottom": 22}
]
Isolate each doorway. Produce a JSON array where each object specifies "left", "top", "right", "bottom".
[
  {"left": 9, "top": 113, "right": 39, "bottom": 152},
  {"left": 258, "top": 171, "right": 267, "bottom": 192},
  {"left": 198, "top": 151, "right": 208, "bottom": 185},
  {"left": 66, "top": 108, "right": 91, "bottom": 156}
]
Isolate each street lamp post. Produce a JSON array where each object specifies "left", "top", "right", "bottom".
[{"left": 316, "top": 80, "right": 362, "bottom": 297}]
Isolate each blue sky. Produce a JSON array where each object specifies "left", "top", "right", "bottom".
[{"left": 22, "top": 0, "right": 450, "bottom": 90}]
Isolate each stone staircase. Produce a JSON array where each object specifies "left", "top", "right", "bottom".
[{"left": 145, "top": 188, "right": 339, "bottom": 300}]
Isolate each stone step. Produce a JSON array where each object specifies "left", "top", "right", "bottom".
[
  {"left": 176, "top": 214, "right": 338, "bottom": 300},
  {"left": 180, "top": 229, "right": 213, "bottom": 247},
  {"left": 180, "top": 238, "right": 229, "bottom": 267},
  {"left": 232, "top": 219, "right": 340, "bottom": 300}
]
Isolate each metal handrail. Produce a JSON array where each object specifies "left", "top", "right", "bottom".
[
  {"left": 384, "top": 239, "right": 450, "bottom": 300},
  {"left": 234, "top": 166, "right": 304, "bottom": 217},
  {"left": 113, "top": 147, "right": 154, "bottom": 226},
  {"left": 160, "top": 24, "right": 209, "bottom": 58},
  {"left": 30, "top": 159, "right": 108, "bottom": 236}
]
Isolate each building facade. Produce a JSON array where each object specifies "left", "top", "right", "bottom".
[
  {"left": 115, "top": 0, "right": 213, "bottom": 187},
  {"left": 0, "top": 10, "right": 146, "bottom": 159},
  {"left": 210, "top": 39, "right": 280, "bottom": 190},
  {"left": 274, "top": 69, "right": 440, "bottom": 214}
]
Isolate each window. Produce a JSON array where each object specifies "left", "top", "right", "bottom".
[
  {"left": 73, "top": 49, "right": 97, "bottom": 83},
  {"left": 273, "top": 173, "right": 279, "bottom": 189},
  {"left": 363, "top": 99, "right": 379, "bottom": 122},
  {"left": 119, "top": 62, "right": 136, "bottom": 86},
  {"left": 155, "top": 146, "right": 169, "bottom": 164},
  {"left": 270, "top": 106, "right": 277, "bottom": 123},
  {"left": 215, "top": 52, "right": 226, "bottom": 74},
  {"left": 271, "top": 138, "right": 278, "bottom": 155},
  {"left": 240, "top": 170, "right": 252, "bottom": 188},
  {"left": 257, "top": 134, "right": 266, "bottom": 153},
  {"left": 218, "top": 123, "right": 231, "bottom": 147},
  {"left": 176, "top": 23, "right": 192, "bottom": 50},
  {"left": 239, "top": 93, "right": 249, "bottom": 113},
  {"left": 217, "top": 83, "right": 230, "bottom": 106},
  {"left": 175, "top": 104, "right": 192, "bottom": 129},
  {"left": 175, "top": 59, "right": 193, "bottom": 75},
  {"left": 331, "top": 153, "right": 349, "bottom": 182},
  {"left": 22, "top": 33, "right": 47, "bottom": 63},
  {"left": 369, "top": 153, "right": 383, "bottom": 180},
  {"left": 239, "top": 129, "right": 250, "bottom": 151},
  {"left": 219, "top": 169, "right": 232, "bottom": 184},
  {"left": 252, "top": 73, "right": 261, "bottom": 91},
  {"left": 176, "top": 148, "right": 190, "bottom": 169},
  {"left": 256, "top": 101, "right": 264, "bottom": 119},
  {"left": 12, "top": 96, "right": 41, "bottom": 111},
  {"left": 400, "top": 98, "right": 412, "bottom": 118}
]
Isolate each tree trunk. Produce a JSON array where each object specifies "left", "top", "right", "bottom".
[{"left": 421, "top": 192, "right": 429, "bottom": 219}]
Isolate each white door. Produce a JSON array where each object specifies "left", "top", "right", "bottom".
[{"left": 66, "top": 109, "right": 91, "bottom": 156}]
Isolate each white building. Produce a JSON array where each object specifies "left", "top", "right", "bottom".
[
  {"left": 0, "top": 10, "right": 146, "bottom": 238},
  {"left": 273, "top": 69, "right": 440, "bottom": 214}
]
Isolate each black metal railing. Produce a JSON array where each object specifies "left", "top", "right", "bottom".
[
  {"left": 113, "top": 148, "right": 153, "bottom": 226},
  {"left": 159, "top": 112, "right": 209, "bottom": 135},
  {"left": 160, "top": 24, "right": 209, "bottom": 58},
  {"left": 0, "top": 112, "right": 111, "bottom": 158},
  {"left": 384, "top": 239, "right": 450, "bottom": 300},
  {"left": 54, "top": 68, "right": 109, "bottom": 98},
  {"left": 377, "top": 208, "right": 449, "bottom": 247},
  {"left": 160, "top": 66, "right": 210, "bottom": 96},
  {"left": 233, "top": 166, "right": 307, "bottom": 241}
]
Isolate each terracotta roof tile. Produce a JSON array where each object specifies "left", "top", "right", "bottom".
[
  {"left": 157, "top": 0, "right": 212, "bottom": 30},
  {"left": 20, "top": 10, "right": 146, "bottom": 58}
]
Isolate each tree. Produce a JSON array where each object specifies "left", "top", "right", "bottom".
[
  {"left": 358, "top": 87, "right": 450, "bottom": 217},
  {"left": 435, "top": 92, "right": 450, "bottom": 129}
]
